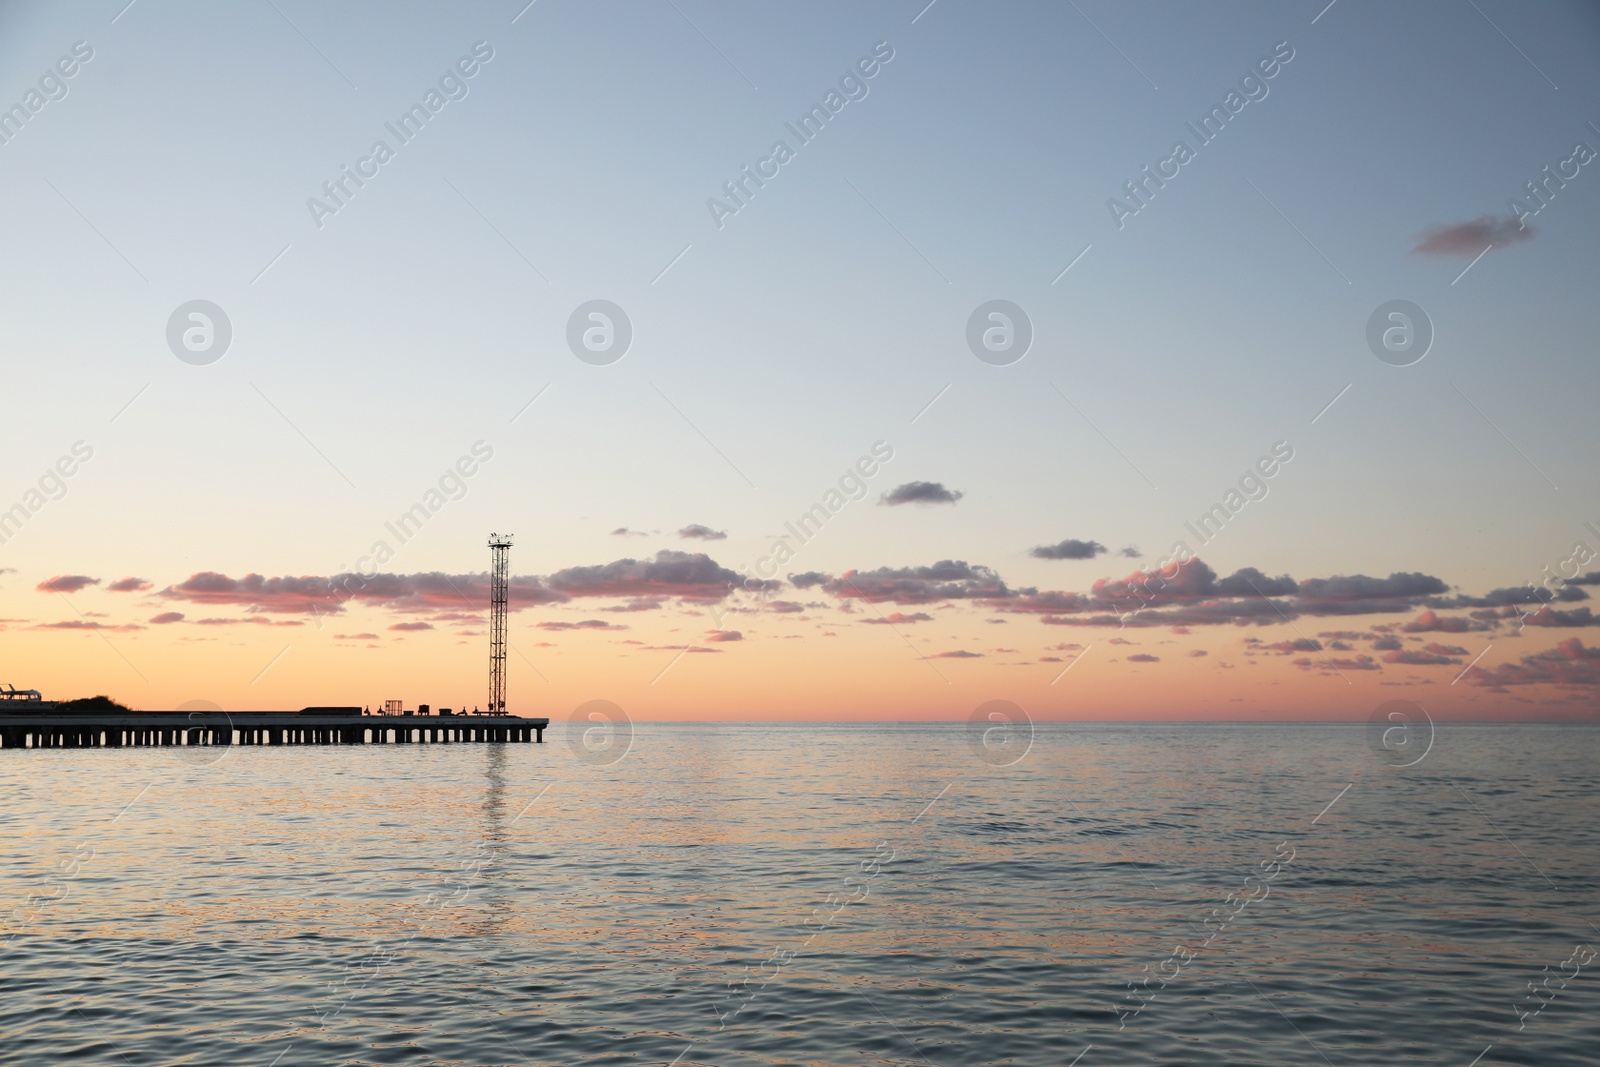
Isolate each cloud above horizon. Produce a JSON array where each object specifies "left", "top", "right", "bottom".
[
  {"left": 33, "top": 619, "right": 142, "bottom": 632},
  {"left": 62, "top": 550, "right": 1599, "bottom": 695},
  {"left": 156, "top": 551, "right": 775, "bottom": 617},
  {"left": 1463, "top": 638, "right": 1600, "bottom": 688},
  {"left": 547, "top": 551, "right": 771, "bottom": 601},
  {"left": 879, "top": 481, "right": 963, "bottom": 506},
  {"left": 862, "top": 611, "right": 935, "bottom": 625},
  {"left": 811, "top": 561, "right": 1011, "bottom": 604},
  {"left": 1031, "top": 539, "right": 1106, "bottom": 560},
  {"left": 1411, "top": 214, "right": 1534, "bottom": 256},
  {"left": 678, "top": 524, "right": 727, "bottom": 540},
  {"left": 107, "top": 577, "right": 152, "bottom": 593},
  {"left": 37, "top": 575, "right": 99, "bottom": 594}
]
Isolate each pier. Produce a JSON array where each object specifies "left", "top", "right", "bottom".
[{"left": 0, "top": 710, "right": 548, "bottom": 750}]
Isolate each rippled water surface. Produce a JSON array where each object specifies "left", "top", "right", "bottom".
[{"left": 1, "top": 722, "right": 1597, "bottom": 1066}]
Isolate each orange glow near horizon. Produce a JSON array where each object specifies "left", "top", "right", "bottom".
[{"left": 9, "top": 593, "right": 1593, "bottom": 722}]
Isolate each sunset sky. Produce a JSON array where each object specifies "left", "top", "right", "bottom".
[{"left": 2, "top": 0, "right": 1598, "bottom": 719}]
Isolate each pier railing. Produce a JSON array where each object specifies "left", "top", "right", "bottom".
[{"left": 0, "top": 712, "right": 548, "bottom": 750}]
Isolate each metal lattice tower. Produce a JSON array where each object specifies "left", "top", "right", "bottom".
[{"left": 488, "top": 533, "right": 513, "bottom": 715}]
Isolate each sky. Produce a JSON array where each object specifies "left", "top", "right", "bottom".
[{"left": 2, "top": 0, "right": 1598, "bottom": 721}]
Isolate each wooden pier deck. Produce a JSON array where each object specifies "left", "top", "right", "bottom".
[{"left": 0, "top": 711, "right": 548, "bottom": 750}]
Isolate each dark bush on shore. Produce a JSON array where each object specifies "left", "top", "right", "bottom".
[{"left": 57, "top": 696, "right": 134, "bottom": 713}]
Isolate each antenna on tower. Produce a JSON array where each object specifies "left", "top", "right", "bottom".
[{"left": 488, "top": 533, "right": 513, "bottom": 715}]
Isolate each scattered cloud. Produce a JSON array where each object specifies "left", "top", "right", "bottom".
[
  {"left": 149, "top": 611, "right": 185, "bottom": 624},
  {"left": 159, "top": 554, "right": 771, "bottom": 619},
  {"left": 600, "top": 598, "right": 666, "bottom": 613},
  {"left": 706, "top": 630, "right": 743, "bottom": 642},
  {"left": 195, "top": 617, "right": 303, "bottom": 627},
  {"left": 819, "top": 561, "right": 1011, "bottom": 605},
  {"left": 1462, "top": 638, "right": 1600, "bottom": 688},
  {"left": 336, "top": 632, "right": 380, "bottom": 640},
  {"left": 389, "top": 621, "right": 434, "bottom": 632},
  {"left": 1432, "top": 584, "right": 1587, "bottom": 608},
  {"left": 862, "top": 612, "right": 935, "bottom": 625},
  {"left": 879, "top": 481, "right": 963, "bottom": 506},
  {"left": 1401, "top": 610, "right": 1491, "bottom": 633},
  {"left": 1260, "top": 639, "right": 1324, "bottom": 654},
  {"left": 536, "top": 619, "right": 626, "bottom": 631},
  {"left": 1522, "top": 606, "right": 1600, "bottom": 628},
  {"left": 679, "top": 524, "right": 727, "bottom": 540},
  {"left": 1031, "top": 539, "right": 1106, "bottom": 561},
  {"left": 931, "top": 649, "right": 983, "bottom": 658},
  {"left": 1295, "top": 572, "right": 1450, "bottom": 615},
  {"left": 1292, "top": 654, "right": 1381, "bottom": 672},
  {"left": 37, "top": 575, "right": 99, "bottom": 594},
  {"left": 33, "top": 620, "right": 142, "bottom": 632},
  {"left": 1127, "top": 653, "right": 1160, "bottom": 662},
  {"left": 548, "top": 551, "right": 773, "bottom": 601},
  {"left": 1411, "top": 214, "right": 1534, "bottom": 256},
  {"left": 611, "top": 527, "right": 649, "bottom": 537},
  {"left": 1383, "top": 648, "right": 1461, "bottom": 666},
  {"left": 107, "top": 577, "right": 152, "bottom": 593}
]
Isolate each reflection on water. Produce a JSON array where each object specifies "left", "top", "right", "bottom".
[{"left": 0, "top": 723, "right": 1596, "bottom": 1066}]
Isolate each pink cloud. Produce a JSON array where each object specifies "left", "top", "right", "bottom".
[
  {"left": 1411, "top": 214, "right": 1534, "bottom": 256},
  {"left": 1402, "top": 610, "right": 1490, "bottom": 634},
  {"left": 34, "top": 620, "right": 142, "bottom": 632},
  {"left": 1291, "top": 655, "right": 1381, "bottom": 672},
  {"left": 161, "top": 570, "right": 566, "bottom": 616},
  {"left": 37, "top": 575, "right": 99, "bottom": 594},
  {"left": 862, "top": 612, "right": 934, "bottom": 625},
  {"left": 149, "top": 611, "right": 185, "bottom": 624},
  {"left": 195, "top": 617, "right": 303, "bottom": 627},
  {"left": 1521, "top": 606, "right": 1600, "bottom": 628},
  {"left": 1383, "top": 648, "right": 1461, "bottom": 666},
  {"left": 1462, "top": 638, "right": 1600, "bottom": 688},
  {"left": 108, "top": 577, "right": 152, "bottom": 592}
]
